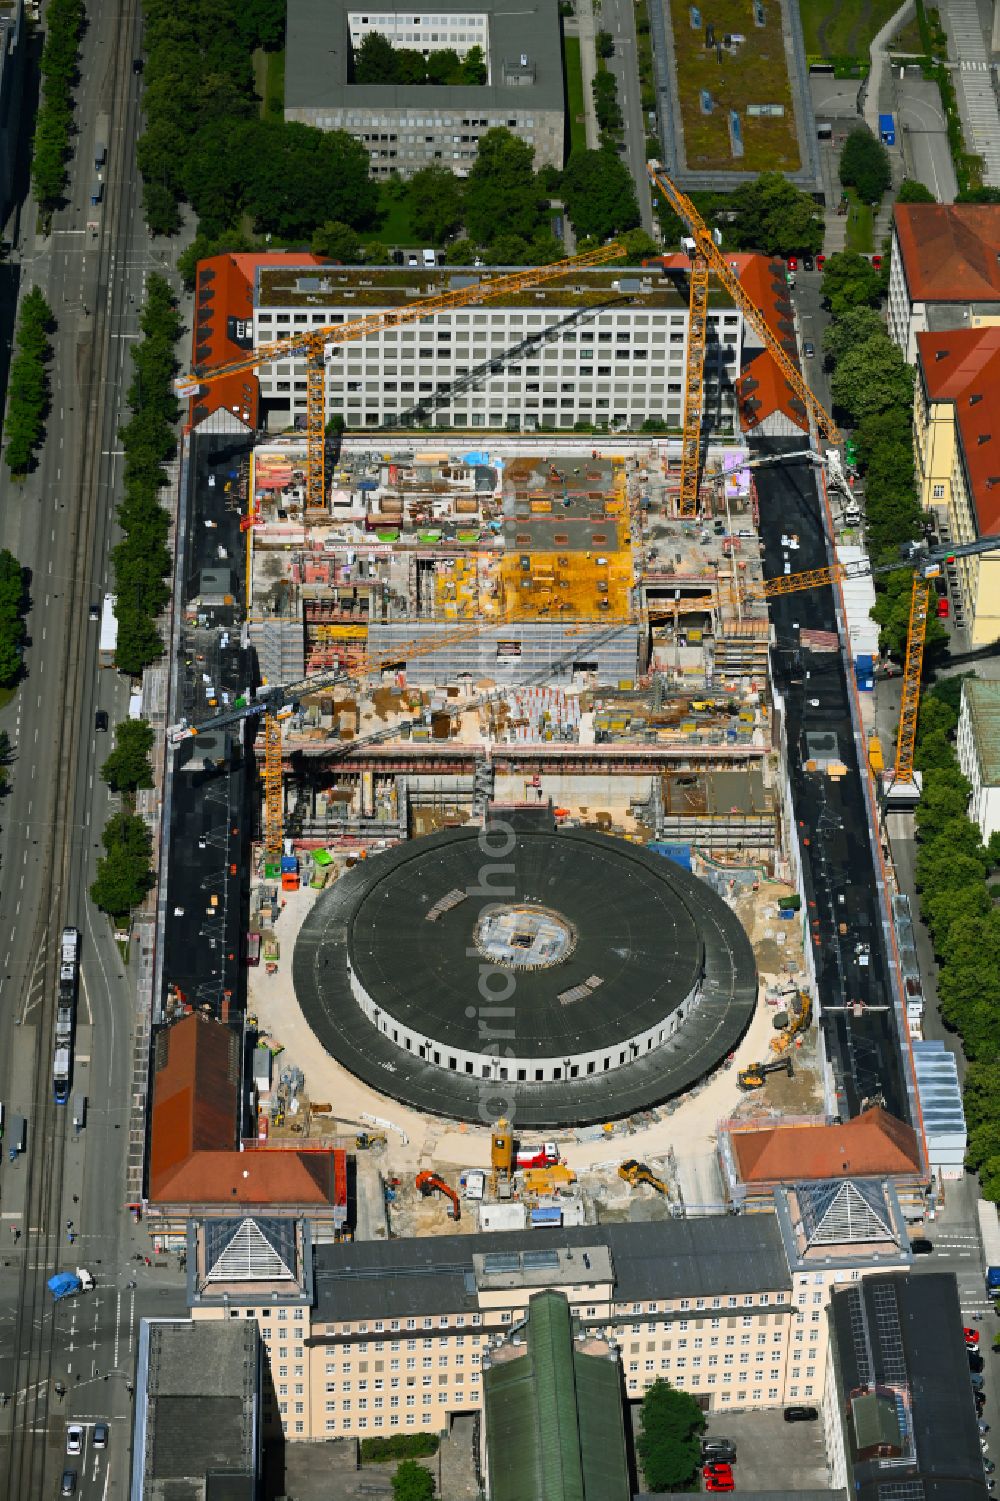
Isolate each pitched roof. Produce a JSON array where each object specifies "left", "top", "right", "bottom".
[
  {"left": 188, "top": 252, "right": 327, "bottom": 430},
  {"left": 148, "top": 1013, "right": 344, "bottom": 1208},
  {"left": 732, "top": 255, "right": 808, "bottom": 436},
  {"left": 917, "top": 325, "right": 1000, "bottom": 534},
  {"left": 894, "top": 203, "right": 1000, "bottom": 303},
  {"left": 485, "top": 1291, "right": 630, "bottom": 1501},
  {"left": 731, "top": 1107, "right": 922, "bottom": 1184}
]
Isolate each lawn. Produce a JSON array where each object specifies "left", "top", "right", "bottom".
[
  {"left": 799, "top": 0, "right": 902, "bottom": 61},
  {"left": 358, "top": 184, "right": 422, "bottom": 249},
  {"left": 253, "top": 47, "right": 285, "bottom": 118},
  {"left": 667, "top": 0, "right": 800, "bottom": 172},
  {"left": 845, "top": 188, "right": 874, "bottom": 252},
  {"left": 563, "top": 34, "right": 587, "bottom": 155}
]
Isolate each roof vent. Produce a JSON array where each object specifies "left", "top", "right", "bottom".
[
  {"left": 978, "top": 433, "right": 992, "bottom": 445},
  {"left": 970, "top": 393, "right": 983, "bottom": 405},
  {"left": 935, "top": 348, "right": 949, "bottom": 361}
]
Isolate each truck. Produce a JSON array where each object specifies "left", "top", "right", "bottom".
[
  {"left": 879, "top": 112, "right": 896, "bottom": 146},
  {"left": 48, "top": 1269, "right": 94, "bottom": 1301},
  {"left": 515, "top": 1142, "right": 559, "bottom": 1170},
  {"left": 95, "top": 113, "right": 109, "bottom": 170},
  {"left": 99, "top": 594, "right": 118, "bottom": 667},
  {"left": 90, "top": 179, "right": 103, "bottom": 207},
  {"left": 978, "top": 1199, "right": 1000, "bottom": 1295}
]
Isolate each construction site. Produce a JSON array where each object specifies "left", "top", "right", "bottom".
[{"left": 157, "top": 167, "right": 951, "bottom": 1253}]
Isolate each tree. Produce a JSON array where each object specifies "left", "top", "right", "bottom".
[
  {"left": 90, "top": 812, "right": 155, "bottom": 921},
  {"left": 4, "top": 288, "right": 54, "bottom": 476},
  {"left": 0, "top": 550, "right": 26, "bottom": 686},
  {"left": 459, "top": 45, "right": 487, "bottom": 84},
  {"left": 871, "top": 568, "right": 945, "bottom": 658},
  {"left": 354, "top": 30, "right": 398, "bottom": 83},
  {"left": 310, "top": 221, "right": 365, "bottom": 262},
  {"left": 444, "top": 236, "right": 477, "bottom": 265},
  {"left": 956, "top": 185, "right": 1000, "bottom": 204},
  {"left": 177, "top": 229, "right": 256, "bottom": 290},
  {"left": 561, "top": 149, "right": 639, "bottom": 240},
  {"left": 839, "top": 128, "right": 891, "bottom": 204},
  {"left": 636, "top": 1378, "right": 705, "bottom": 1492},
  {"left": 243, "top": 121, "right": 379, "bottom": 238},
  {"left": 823, "top": 306, "right": 884, "bottom": 367},
  {"left": 391, "top": 1461, "right": 435, "bottom": 1501},
  {"left": 820, "top": 251, "right": 883, "bottom": 319},
  {"left": 596, "top": 28, "right": 615, "bottom": 56},
  {"left": 830, "top": 332, "right": 913, "bottom": 425},
  {"left": 101, "top": 719, "right": 155, "bottom": 794},
  {"left": 730, "top": 171, "right": 824, "bottom": 255},
  {"left": 463, "top": 129, "right": 548, "bottom": 245},
  {"left": 407, "top": 164, "right": 464, "bottom": 243},
  {"left": 897, "top": 178, "right": 936, "bottom": 203},
  {"left": 426, "top": 48, "right": 461, "bottom": 85}
]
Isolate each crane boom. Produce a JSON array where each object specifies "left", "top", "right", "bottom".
[
  {"left": 757, "top": 534, "right": 1000, "bottom": 600},
  {"left": 178, "top": 240, "right": 626, "bottom": 513},
  {"left": 646, "top": 162, "right": 840, "bottom": 502}
]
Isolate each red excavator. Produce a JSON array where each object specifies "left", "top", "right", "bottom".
[{"left": 415, "top": 1170, "right": 461, "bottom": 1221}]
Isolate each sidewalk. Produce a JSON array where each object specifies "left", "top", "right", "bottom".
[{"left": 575, "top": 0, "right": 601, "bottom": 150}]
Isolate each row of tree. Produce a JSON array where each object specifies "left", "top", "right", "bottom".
[
  {"left": 137, "top": 0, "right": 377, "bottom": 239},
  {"left": 30, "top": 0, "right": 85, "bottom": 211},
  {"left": 0, "top": 550, "right": 27, "bottom": 687},
  {"left": 637, "top": 1377, "right": 706, "bottom": 1491},
  {"left": 817, "top": 254, "right": 945, "bottom": 659},
  {"left": 90, "top": 719, "right": 157, "bottom": 923},
  {"left": 112, "top": 275, "right": 181, "bottom": 676},
  {"left": 4, "top": 289, "right": 54, "bottom": 477},
  {"left": 352, "top": 30, "right": 487, "bottom": 85},
  {"left": 654, "top": 172, "right": 825, "bottom": 258},
  {"left": 839, "top": 127, "right": 891, "bottom": 206},
  {"left": 904, "top": 681, "right": 1000, "bottom": 1199}
]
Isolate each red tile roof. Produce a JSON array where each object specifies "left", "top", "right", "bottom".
[
  {"left": 148, "top": 1013, "right": 344, "bottom": 1208},
  {"left": 188, "top": 252, "right": 327, "bottom": 430},
  {"left": 917, "top": 325, "right": 1000, "bottom": 535},
  {"left": 894, "top": 204, "right": 1000, "bottom": 303},
  {"left": 730, "top": 1106, "right": 922, "bottom": 1184}
]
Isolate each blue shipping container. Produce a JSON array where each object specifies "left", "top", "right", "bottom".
[
  {"left": 856, "top": 653, "right": 874, "bottom": 671},
  {"left": 280, "top": 855, "right": 298, "bottom": 872},
  {"left": 649, "top": 843, "right": 693, "bottom": 870},
  {"left": 879, "top": 112, "right": 895, "bottom": 145}
]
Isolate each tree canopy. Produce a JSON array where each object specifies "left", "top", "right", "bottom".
[
  {"left": 830, "top": 332, "right": 913, "bottom": 426},
  {"left": 90, "top": 812, "right": 155, "bottom": 922},
  {"left": 0, "top": 550, "right": 27, "bottom": 686},
  {"left": 391, "top": 1461, "right": 435, "bottom": 1501},
  {"left": 407, "top": 164, "right": 465, "bottom": 244},
  {"left": 897, "top": 178, "right": 936, "bottom": 203},
  {"left": 636, "top": 1378, "right": 705, "bottom": 1492},
  {"left": 560, "top": 149, "right": 640, "bottom": 241},
  {"left": 820, "top": 251, "right": 883, "bottom": 319},
  {"left": 730, "top": 171, "right": 824, "bottom": 255},
  {"left": 100, "top": 719, "right": 155, "bottom": 794},
  {"left": 463, "top": 129, "right": 549, "bottom": 246},
  {"left": 4, "top": 288, "right": 54, "bottom": 476},
  {"left": 839, "top": 128, "right": 891, "bottom": 204},
  {"left": 354, "top": 31, "right": 486, "bottom": 85}
]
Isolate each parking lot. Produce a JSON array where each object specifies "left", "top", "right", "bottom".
[{"left": 698, "top": 1407, "right": 830, "bottom": 1492}]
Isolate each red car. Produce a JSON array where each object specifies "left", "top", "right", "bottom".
[
  {"left": 872, "top": 254, "right": 883, "bottom": 269},
  {"left": 704, "top": 1463, "right": 734, "bottom": 1480},
  {"left": 817, "top": 253, "right": 826, "bottom": 268},
  {"left": 966, "top": 1326, "right": 981, "bottom": 1347},
  {"left": 705, "top": 1474, "right": 735, "bottom": 1495},
  {"left": 787, "top": 255, "right": 798, "bottom": 270}
]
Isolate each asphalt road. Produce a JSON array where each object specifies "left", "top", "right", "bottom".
[
  {"left": 0, "top": 0, "right": 188, "bottom": 1496},
  {"left": 897, "top": 72, "right": 958, "bottom": 204},
  {"left": 601, "top": 0, "right": 655, "bottom": 235}
]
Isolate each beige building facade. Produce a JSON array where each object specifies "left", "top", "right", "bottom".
[{"left": 187, "top": 1188, "right": 917, "bottom": 1443}]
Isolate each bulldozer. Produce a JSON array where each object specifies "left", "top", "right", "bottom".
[
  {"left": 618, "top": 1159, "right": 668, "bottom": 1194},
  {"left": 415, "top": 1170, "right": 461, "bottom": 1221},
  {"left": 769, "top": 990, "right": 812, "bottom": 1055},
  {"left": 737, "top": 1057, "right": 794, "bottom": 1092}
]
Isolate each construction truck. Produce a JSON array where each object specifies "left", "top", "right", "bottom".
[
  {"left": 415, "top": 1170, "right": 461, "bottom": 1221},
  {"left": 523, "top": 1164, "right": 577, "bottom": 1196},
  {"left": 618, "top": 1159, "right": 668, "bottom": 1194},
  {"left": 356, "top": 1132, "right": 386, "bottom": 1150},
  {"left": 737, "top": 1057, "right": 794, "bottom": 1092},
  {"left": 770, "top": 991, "right": 811, "bottom": 1055}
]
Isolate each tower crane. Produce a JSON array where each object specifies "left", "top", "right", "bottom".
[
  {"left": 645, "top": 161, "right": 839, "bottom": 518},
  {"left": 753, "top": 535, "right": 1000, "bottom": 784},
  {"left": 176, "top": 241, "right": 626, "bottom": 514}
]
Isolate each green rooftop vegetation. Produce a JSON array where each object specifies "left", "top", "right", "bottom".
[{"left": 668, "top": 0, "right": 800, "bottom": 172}]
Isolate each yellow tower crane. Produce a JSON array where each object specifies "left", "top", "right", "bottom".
[
  {"left": 176, "top": 241, "right": 627, "bottom": 514},
  {"left": 645, "top": 161, "right": 840, "bottom": 517}
]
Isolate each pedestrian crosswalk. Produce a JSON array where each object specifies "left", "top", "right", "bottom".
[{"left": 941, "top": 0, "right": 1000, "bottom": 185}]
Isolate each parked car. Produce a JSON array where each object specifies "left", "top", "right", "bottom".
[
  {"left": 704, "top": 1476, "right": 734, "bottom": 1495},
  {"left": 787, "top": 255, "right": 798, "bottom": 270},
  {"left": 702, "top": 1438, "right": 737, "bottom": 1463},
  {"left": 704, "top": 1463, "right": 734, "bottom": 1480},
  {"left": 966, "top": 1327, "right": 983, "bottom": 1348},
  {"left": 784, "top": 1405, "right": 819, "bottom": 1421},
  {"left": 802, "top": 254, "right": 814, "bottom": 270},
  {"left": 872, "top": 253, "right": 883, "bottom": 269},
  {"left": 971, "top": 1352, "right": 986, "bottom": 1374},
  {"left": 817, "top": 253, "right": 826, "bottom": 268}
]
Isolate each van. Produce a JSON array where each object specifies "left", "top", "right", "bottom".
[
  {"left": 421, "top": 248, "right": 436, "bottom": 268},
  {"left": 72, "top": 1095, "right": 86, "bottom": 1131},
  {"left": 90, "top": 180, "right": 103, "bottom": 206}
]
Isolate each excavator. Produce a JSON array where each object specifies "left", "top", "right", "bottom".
[
  {"left": 415, "top": 1170, "right": 461, "bottom": 1221},
  {"left": 737, "top": 1057, "right": 794, "bottom": 1092},
  {"left": 770, "top": 991, "right": 812, "bottom": 1056},
  {"left": 618, "top": 1159, "right": 668, "bottom": 1194}
]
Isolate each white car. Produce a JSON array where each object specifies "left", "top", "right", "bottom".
[
  {"left": 66, "top": 1426, "right": 83, "bottom": 1456},
  {"left": 463, "top": 1169, "right": 486, "bottom": 1201}
]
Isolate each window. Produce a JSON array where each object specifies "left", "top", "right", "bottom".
[{"left": 933, "top": 483, "right": 945, "bottom": 499}]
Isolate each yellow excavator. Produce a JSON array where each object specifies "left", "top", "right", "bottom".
[
  {"left": 770, "top": 991, "right": 812, "bottom": 1056},
  {"left": 737, "top": 1057, "right": 794, "bottom": 1092},
  {"left": 619, "top": 1159, "right": 668, "bottom": 1194}
]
